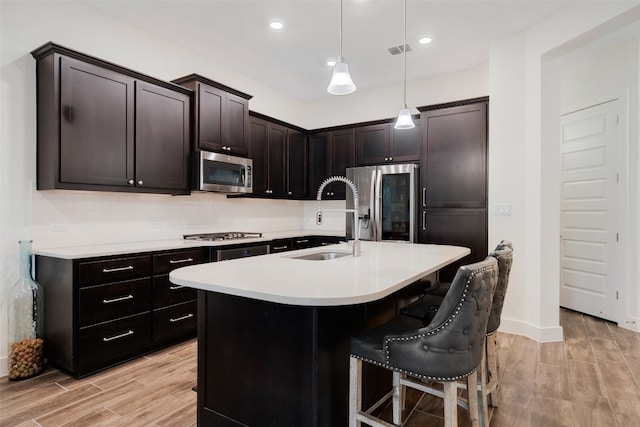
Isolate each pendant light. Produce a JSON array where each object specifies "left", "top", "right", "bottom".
[
  {"left": 327, "top": 0, "right": 356, "bottom": 95},
  {"left": 394, "top": 0, "right": 415, "bottom": 129}
]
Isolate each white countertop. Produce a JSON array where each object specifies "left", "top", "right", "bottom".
[
  {"left": 32, "top": 230, "right": 344, "bottom": 259},
  {"left": 169, "top": 241, "right": 470, "bottom": 306}
]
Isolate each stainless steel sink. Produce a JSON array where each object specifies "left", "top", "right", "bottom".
[{"left": 290, "top": 251, "right": 352, "bottom": 261}]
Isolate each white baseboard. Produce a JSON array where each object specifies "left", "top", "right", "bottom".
[
  {"left": 0, "top": 356, "right": 7, "bottom": 378},
  {"left": 499, "top": 317, "right": 564, "bottom": 343},
  {"left": 620, "top": 316, "right": 640, "bottom": 332}
]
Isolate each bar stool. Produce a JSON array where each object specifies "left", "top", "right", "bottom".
[
  {"left": 399, "top": 241, "right": 514, "bottom": 421},
  {"left": 349, "top": 257, "right": 498, "bottom": 427}
]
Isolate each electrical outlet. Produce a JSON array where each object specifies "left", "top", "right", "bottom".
[{"left": 150, "top": 221, "right": 161, "bottom": 229}]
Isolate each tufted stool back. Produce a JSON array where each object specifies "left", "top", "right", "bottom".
[
  {"left": 384, "top": 256, "right": 498, "bottom": 381},
  {"left": 486, "top": 245, "right": 513, "bottom": 335}
]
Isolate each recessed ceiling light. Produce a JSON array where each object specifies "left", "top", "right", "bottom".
[
  {"left": 269, "top": 20, "right": 284, "bottom": 31},
  {"left": 418, "top": 36, "right": 433, "bottom": 45},
  {"left": 326, "top": 60, "right": 336, "bottom": 67}
]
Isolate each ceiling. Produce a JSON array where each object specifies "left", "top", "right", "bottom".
[{"left": 86, "top": 0, "right": 573, "bottom": 101}]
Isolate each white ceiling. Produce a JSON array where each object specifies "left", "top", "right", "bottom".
[{"left": 86, "top": 0, "right": 573, "bottom": 101}]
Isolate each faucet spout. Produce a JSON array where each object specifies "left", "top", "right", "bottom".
[{"left": 316, "top": 176, "right": 361, "bottom": 257}]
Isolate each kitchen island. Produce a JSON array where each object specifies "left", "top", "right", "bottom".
[{"left": 170, "top": 241, "right": 469, "bottom": 426}]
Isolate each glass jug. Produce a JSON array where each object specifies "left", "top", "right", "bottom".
[{"left": 7, "top": 240, "right": 44, "bottom": 380}]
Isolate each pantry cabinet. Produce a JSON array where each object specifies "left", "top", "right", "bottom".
[
  {"left": 173, "top": 74, "right": 252, "bottom": 157},
  {"left": 31, "top": 42, "right": 191, "bottom": 195},
  {"left": 418, "top": 98, "right": 488, "bottom": 281}
]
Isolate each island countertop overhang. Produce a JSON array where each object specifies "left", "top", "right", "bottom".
[{"left": 169, "top": 241, "right": 470, "bottom": 306}]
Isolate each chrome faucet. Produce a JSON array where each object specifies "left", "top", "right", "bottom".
[{"left": 316, "top": 176, "right": 361, "bottom": 257}]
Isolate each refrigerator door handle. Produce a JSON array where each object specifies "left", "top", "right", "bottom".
[{"left": 374, "top": 168, "right": 382, "bottom": 241}]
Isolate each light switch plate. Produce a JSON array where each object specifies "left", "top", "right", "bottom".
[{"left": 494, "top": 203, "right": 512, "bottom": 216}]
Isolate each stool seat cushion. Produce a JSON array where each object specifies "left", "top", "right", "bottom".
[{"left": 350, "top": 316, "right": 424, "bottom": 366}]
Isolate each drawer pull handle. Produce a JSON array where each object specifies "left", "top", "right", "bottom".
[
  {"left": 169, "top": 258, "right": 194, "bottom": 264},
  {"left": 273, "top": 246, "right": 288, "bottom": 250},
  {"left": 103, "top": 295, "right": 134, "bottom": 304},
  {"left": 102, "top": 265, "right": 134, "bottom": 273},
  {"left": 103, "top": 330, "right": 134, "bottom": 342},
  {"left": 169, "top": 313, "right": 194, "bottom": 323},
  {"left": 296, "top": 239, "right": 309, "bottom": 244},
  {"left": 169, "top": 285, "right": 184, "bottom": 290}
]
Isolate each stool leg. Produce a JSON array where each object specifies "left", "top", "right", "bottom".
[
  {"left": 443, "top": 381, "right": 458, "bottom": 427},
  {"left": 467, "top": 371, "right": 480, "bottom": 427},
  {"left": 349, "top": 357, "right": 363, "bottom": 427},
  {"left": 478, "top": 346, "right": 490, "bottom": 426},
  {"left": 392, "top": 372, "right": 406, "bottom": 424},
  {"left": 486, "top": 335, "right": 500, "bottom": 407}
]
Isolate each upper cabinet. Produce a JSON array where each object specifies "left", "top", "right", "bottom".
[
  {"left": 31, "top": 43, "right": 191, "bottom": 195},
  {"left": 309, "top": 129, "right": 355, "bottom": 200},
  {"left": 172, "top": 74, "right": 252, "bottom": 157},
  {"left": 248, "top": 114, "right": 308, "bottom": 199},
  {"left": 355, "top": 120, "right": 420, "bottom": 166}
]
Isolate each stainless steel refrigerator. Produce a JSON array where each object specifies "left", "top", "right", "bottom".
[{"left": 346, "top": 164, "right": 419, "bottom": 243}]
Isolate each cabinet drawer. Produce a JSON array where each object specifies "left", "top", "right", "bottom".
[
  {"left": 153, "top": 249, "right": 208, "bottom": 275},
  {"left": 153, "top": 275, "right": 197, "bottom": 308},
  {"left": 153, "top": 301, "right": 197, "bottom": 341},
  {"left": 79, "top": 255, "right": 151, "bottom": 286},
  {"left": 79, "top": 278, "right": 152, "bottom": 327},
  {"left": 79, "top": 312, "right": 152, "bottom": 366}
]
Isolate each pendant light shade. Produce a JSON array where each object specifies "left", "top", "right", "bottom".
[
  {"left": 327, "top": 57, "right": 356, "bottom": 95},
  {"left": 327, "top": 0, "right": 356, "bottom": 95},
  {"left": 395, "top": 106, "right": 415, "bottom": 129},
  {"left": 394, "top": 0, "right": 415, "bottom": 129}
]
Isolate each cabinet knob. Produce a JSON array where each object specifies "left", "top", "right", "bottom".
[
  {"left": 137, "top": 180, "right": 143, "bottom": 186},
  {"left": 384, "top": 157, "right": 388, "bottom": 161},
  {"left": 128, "top": 179, "right": 134, "bottom": 185},
  {"left": 288, "top": 191, "right": 292, "bottom": 195},
  {"left": 389, "top": 157, "right": 393, "bottom": 161}
]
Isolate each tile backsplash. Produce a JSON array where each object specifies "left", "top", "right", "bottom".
[{"left": 31, "top": 188, "right": 345, "bottom": 249}]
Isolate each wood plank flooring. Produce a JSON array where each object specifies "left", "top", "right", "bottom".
[{"left": 1, "top": 308, "right": 640, "bottom": 426}]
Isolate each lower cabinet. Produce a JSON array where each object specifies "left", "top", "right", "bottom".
[{"left": 37, "top": 247, "right": 208, "bottom": 377}]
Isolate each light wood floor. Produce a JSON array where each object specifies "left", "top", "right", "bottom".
[{"left": 1, "top": 308, "right": 640, "bottom": 426}]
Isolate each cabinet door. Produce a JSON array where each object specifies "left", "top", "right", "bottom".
[
  {"left": 60, "top": 57, "right": 134, "bottom": 186},
  {"left": 355, "top": 124, "right": 390, "bottom": 165},
  {"left": 287, "top": 130, "right": 308, "bottom": 198},
  {"left": 419, "top": 208, "right": 487, "bottom": 281},
  {"left": 135, "top": 81, "right": 190, "bottom": 192},
  {"left": 268, "top": 123, "right": 288, "bottom": 196},
  {"left": 329, "top": 129, "right": 355, "bottom": 199},
  {"left": 421, "top": 102, "right": 487, "bottom": 208},
  {"left": 308, "top": 132, "right": 329, "bottom": 199},
  {"left": 391, "top": 118, "right": 421, "bottom": 163},
  {"left": 224, "top": 93, "right": 249, "bottom": 157},
  {"left": 248, "top": 117, "right": 269, "bottom": 195},
  {"left": 197, "top": 83, "right": 224, "bottom": 152}
]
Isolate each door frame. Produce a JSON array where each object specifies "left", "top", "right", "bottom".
[{"left": 560, "top": 90, "right": 629, "bottom": 327}]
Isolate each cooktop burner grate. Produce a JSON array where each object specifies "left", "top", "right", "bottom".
[{"left": 183, "top": 232, "right": 262, "bottom": 242}]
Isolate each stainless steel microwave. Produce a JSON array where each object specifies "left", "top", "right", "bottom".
[{"left": 195, "top": 150, "right": 253, "bottom": 194}]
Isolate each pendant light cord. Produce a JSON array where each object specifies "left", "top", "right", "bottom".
[
  {"left": 339, "top": 0, "right": 344, "bottom": 60},
  {"left": 402, "top": 0, "right": 407, "bottom": 108}
]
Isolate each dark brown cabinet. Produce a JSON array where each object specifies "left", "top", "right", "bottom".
[
  {"left": 355, "top": 121, "right": 420, "bottom": 166},
  {"left": 309, "top": 129, "right": 355, "bottom": 199},
  {"left": 31, "top": 43, "right": 192, "bottom": 195},
  {"left": 418, "top": 99, "right": 488, "bottom": 280},
  {"left": 173, "top": 74, "right": 252, "bottom": 157},
  {"left": 36, "top": 247, "right": 208, "bottom": 377},
  {"left": 249, "top": 114, "right": 308, "bottom": 199},
  {"left": 248, "top": 116, "right": 287, "bottom": 196}
]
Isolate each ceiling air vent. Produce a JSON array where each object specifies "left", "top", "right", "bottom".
[{"left": 387, "top": 43, "right": 413, "bottom": 56}]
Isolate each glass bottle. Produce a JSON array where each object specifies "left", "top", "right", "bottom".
[{"left": 7, "top": 240, "right": 44, "bottom": 380}]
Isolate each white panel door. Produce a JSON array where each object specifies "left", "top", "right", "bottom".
[{"left": 560, "top": 100, "right": 619, "bottom": 321}]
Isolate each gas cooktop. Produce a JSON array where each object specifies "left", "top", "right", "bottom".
[{"left": 183, "top": 232, "right": 263, "bottom": 242}]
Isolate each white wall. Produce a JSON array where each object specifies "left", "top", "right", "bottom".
[
  {"left": 488, "top": 2, "right": 640, "bottom": 341},
  {"left": 0, "top": 1, "right": 487, "bottom": 376}
]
